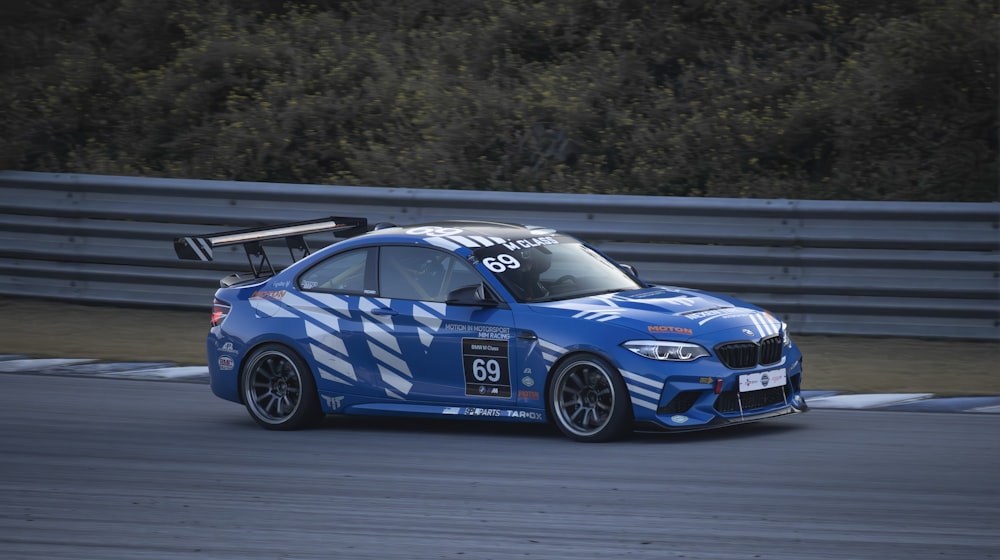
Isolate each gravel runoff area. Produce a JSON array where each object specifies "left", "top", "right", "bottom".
[{"left": 2, "top": 296, "right": 998, "bottom": 396}]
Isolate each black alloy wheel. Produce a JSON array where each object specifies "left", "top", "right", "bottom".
[
  {"left": 548, "top": 354, "right": 632, "bottom": 442},
  {"left": 240, "top": 344, "right": 323, "bottom": 430}
]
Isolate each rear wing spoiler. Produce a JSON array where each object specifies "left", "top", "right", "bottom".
[{"left": 174, "top": 216, "right": 368, "bottom": 278}]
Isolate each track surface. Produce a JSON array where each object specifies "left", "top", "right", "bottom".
[{"left": 1, "top": 374, "right": 998, "bottom": 560}]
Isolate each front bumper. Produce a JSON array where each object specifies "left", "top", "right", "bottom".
[
  {"left": 635, "top": 392, "right": 808, "bottom": 433},
  {"left": 624, "top": 354, "right": 807, "bottom": 432}
]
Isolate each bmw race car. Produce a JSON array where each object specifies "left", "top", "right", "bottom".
[{"left": 176, "top": 217, "right": 807, "bottom": 442}]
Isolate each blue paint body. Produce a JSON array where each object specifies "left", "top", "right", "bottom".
[{"left": 205, "top": 221, "right": 806, "bottom": 432}]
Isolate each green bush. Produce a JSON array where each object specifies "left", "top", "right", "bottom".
[{"left": 1, "top": 0, "right": 995, "bottom": 201}]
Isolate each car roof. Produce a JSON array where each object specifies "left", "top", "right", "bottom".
[
  {"left": 366, "top": 221, "right": 557, "bottom": 239},
  {"left": 348, "top": 221, "right": 562, "bottom": 250}
]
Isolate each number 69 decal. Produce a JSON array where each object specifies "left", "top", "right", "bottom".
[
  {"left": 472, "top": 358, "right": 502, "bottom": 382},
  {"left": 482, "top": 254, "right": 521, "bottom": 273},
  {"left": 405, "top": 226, "right": 464, "bottom": 237},
  {"left": 462, "top": 338, "right": 511, "bottom": 398}
]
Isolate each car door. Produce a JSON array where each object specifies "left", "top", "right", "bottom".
[{"left": 372, "top": 245, "right": 522, "bottom": 406}]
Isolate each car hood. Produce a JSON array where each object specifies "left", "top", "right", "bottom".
[{"left": 528, "top": 286, "right": 782, "bottom": 339}]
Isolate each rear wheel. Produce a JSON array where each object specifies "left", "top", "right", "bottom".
[
  {"left": 548, "top": 355, "right": 632, "bottom": 442},
  {"left": 240, "top": 344, "right": 323, "bottom": 430}
]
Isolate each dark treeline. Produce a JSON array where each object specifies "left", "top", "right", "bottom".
[{"left": 1, "top": 0, "right": 995, "bottom": 201}]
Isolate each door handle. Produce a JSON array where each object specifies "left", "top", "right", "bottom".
[{"left": 370, "top": 307, "right": 398, "bottom": 316}]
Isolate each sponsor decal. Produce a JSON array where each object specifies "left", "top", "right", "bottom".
[
  {"left": 322, "top": 395, "right": 345, "bottom": 410},
  {"left": 500, "top": 236, "right": 559, "bottom": 251},
  {"left": 517, "top": 390, "right": 539, "bottom": 400},
  {"left": 699, "top": 377, "right": 714, "bottom": 385},
  {"left": 684, "top": 310, "right": 757, "bottom": 326},
  {"left": 218, "top": 341, "right": 237, "bottom": 353},
  {"left": 506, "top": 410, "right": 543, "bottom": 420},
  {"left": 629, "top": 289, "right": 698, "bottom": 307},
  {"left": 739, "top": 368, "right": 788, "bottom": 393},
  {"left": 630, "top": 290, "right": 702, "bottom": 307},
  {"left": 443, "top": 407, "right": 461, "bottom": 415},
  {"left": 742, "top": 328, "right": 755, "bottom": 337},
  {"left": 521, "top": 376, "right": 535, "bottom": 388},
  {"left": 218, "top": 356, "right": 234, "bottom": 371},
  {"left": 463, "top": 338, "right": 511, "bottom": 397},
  {"left": 444, "top": 323, "right": 511, "bottom": 340},
  {"left": 271, "top": 280, "right": 292, "bottom": 288},
  {"left": 462, "top": 408, "right": 543, "bottom": 420},
  {"left": 250, "top": 290, "right": 286, "bottom": 300},
  {"left": 647, "top": 325, "right": 694, "bottom": 336},
  {"left": 465, "top": 407, "right": 502, "bottom": 417},
  {"left": 683, "top": 308, "right": 782, "bottom": 336},
  {"left": 671, "top": 415, "right": 689, "bottom": 424}
]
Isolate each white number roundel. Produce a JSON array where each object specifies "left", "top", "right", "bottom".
[
  {"left": 472, "top": 358, "right": 502, "bottom": 382},
  {"left": 482, "top": 254, "right": 521, "bottom": 273},
  {"left": 405, "top": 226, "right": 464, "bottom": 237}
]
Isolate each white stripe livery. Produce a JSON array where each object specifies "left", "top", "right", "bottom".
[
  {"left": 620, "top": 369, "right": 662, "bottom": 411},
  {"left": 750, "top": 312, "right": 781, "bottom": 337}
]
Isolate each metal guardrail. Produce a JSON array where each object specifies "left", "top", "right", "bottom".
[{"left": 1, "top": 171, "right": 997, "bottom": 339}]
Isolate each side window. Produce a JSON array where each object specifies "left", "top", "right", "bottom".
[
  {"left": 440, "top": 257, "right": 483, "bottom": 298},
  {"left": 298, "top": 248, "right": 374, "bottom": 294},
  {"left": 379, "top": 246, "right": 481, "bottom": 302}
]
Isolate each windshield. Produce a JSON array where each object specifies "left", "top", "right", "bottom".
[{"left": 474, "top": 239, "right": 643, "bottom": 302}]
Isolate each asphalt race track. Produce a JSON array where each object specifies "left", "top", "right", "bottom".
[{"left": 1, "top": 373, "right": 998, "bottom": 560}]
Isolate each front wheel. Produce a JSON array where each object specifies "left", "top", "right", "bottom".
[
  {"left": 240, "top": 344, "right": 323, "bottom": 430},
  {"left": 548, "top": 355, "right": 632, "bottom": 442}
]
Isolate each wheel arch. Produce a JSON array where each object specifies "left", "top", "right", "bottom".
[
  {"left": 239, "top": 340, "right": 325, "bottom": 430},
  {"left": 236, "top": 337, "right": 313, "bottom": 405},
  {"left": 542, "top": 349, "right": 635, "bottom": 425},
  {"left": 544, "top": 347, "right": 627, "bottom": 384}
]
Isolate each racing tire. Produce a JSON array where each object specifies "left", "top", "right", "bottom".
[
  {"left": 548, "top": 354, "right": 632, "bottom": 442},
  {"left": 240, "top": 344, "right": 324, "bottom": 430}
]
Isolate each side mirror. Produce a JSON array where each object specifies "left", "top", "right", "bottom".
[{"left": 446, "top": 284, "right": 498, "bottom": 306}]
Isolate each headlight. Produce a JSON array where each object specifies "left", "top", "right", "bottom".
[
  {"left": 782, "top": 321, "right": 792, "bottom": 347},
  {"left": 622, "top": 340, "right": 709, "bottom": 362}
]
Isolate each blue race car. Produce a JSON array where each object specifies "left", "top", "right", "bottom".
[{"left": 176, "top": 217, "right": 807, "bottom": 442}]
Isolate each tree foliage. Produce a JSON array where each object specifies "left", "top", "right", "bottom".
[{"left": 1, "top": 0, "right": 996, "bottom": 200}]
